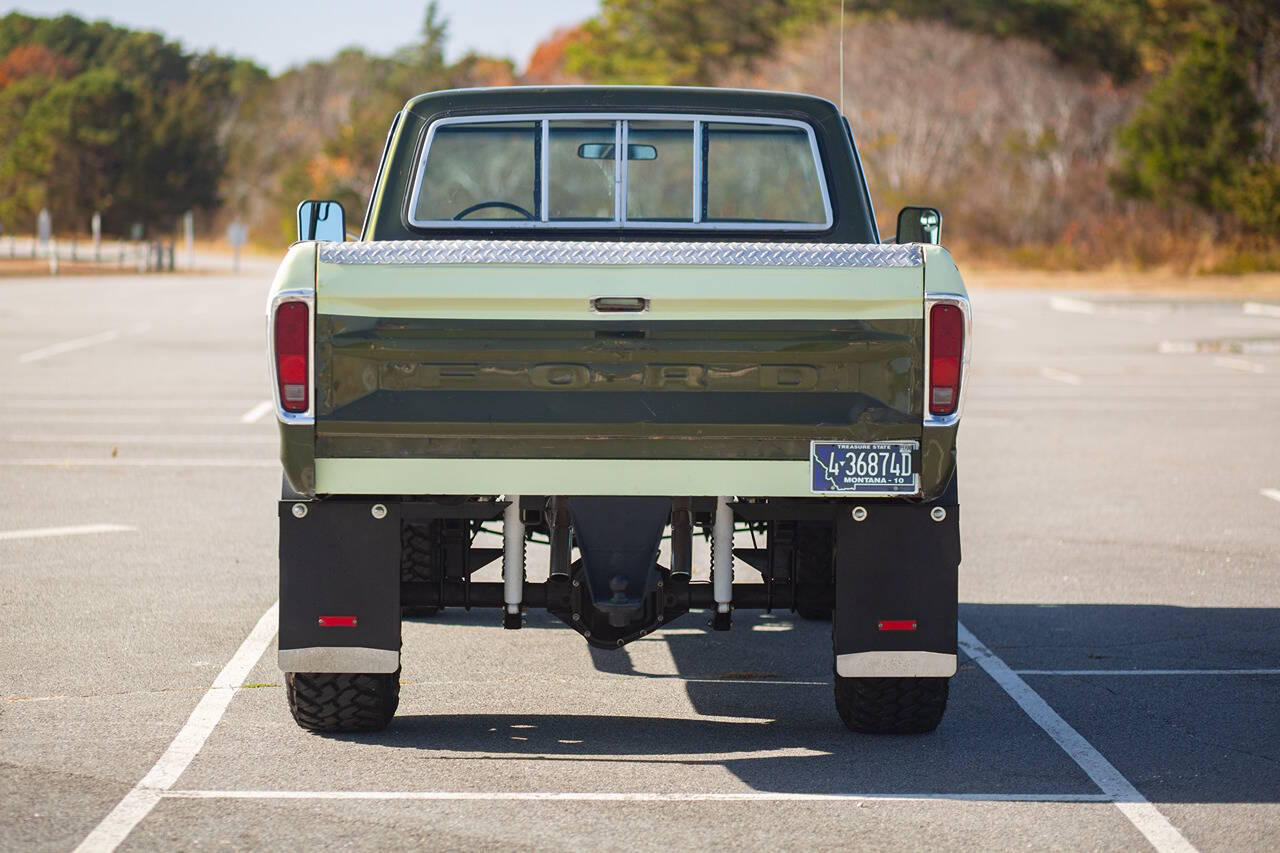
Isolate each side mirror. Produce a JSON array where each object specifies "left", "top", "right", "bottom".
[
  {"left": 895, "top": 206, "right": 941, "bottom": 245},
  {"left": 296, "top": 199, "right": 346, "bottom": 242}
]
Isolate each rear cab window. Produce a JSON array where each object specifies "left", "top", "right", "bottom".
[{"left": 408, "top": 114, "right": 833, "bottom": 231}]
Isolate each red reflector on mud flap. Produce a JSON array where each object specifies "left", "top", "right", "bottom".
[
  {"left": 318, "top": 615, "right": 357, "bottom": 628},
  {"left": 878, "top": 619, "right": 918, "bottom": 631}
]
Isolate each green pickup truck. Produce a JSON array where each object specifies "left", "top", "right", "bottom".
[{"left": 268, "top": 86, "right": 969, "bottom": 735}]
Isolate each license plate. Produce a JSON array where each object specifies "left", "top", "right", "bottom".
[{"left": 810, "top": 440, "right": 919, "bottom": 495}]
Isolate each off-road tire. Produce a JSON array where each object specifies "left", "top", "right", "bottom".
[
  {"left": 401, "top": 521, "right": 439, "bottom": 582},
  {"left": 834, "top": 675, "right": 949, "bottom": 734},
  {"left": 285, "top": 671, "right": 401, "bottom": 733},
  {"left": 401, "top": 521, "right": 440, "bottom": 617},
  {"left": 794, "top": 522, "right": 833, "bottom": 621}
]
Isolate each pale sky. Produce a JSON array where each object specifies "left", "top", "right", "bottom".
[{"left": 8, "top": 0, "right": 602, "bottom": 74}]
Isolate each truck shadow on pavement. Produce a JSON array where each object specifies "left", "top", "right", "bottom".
[{"left": 374, "top": 603, "right": 1279, "bottom": 802}]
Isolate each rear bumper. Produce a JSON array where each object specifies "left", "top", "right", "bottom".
[{"left": 316, "top": 457, "right": 819, "bottom": 498}]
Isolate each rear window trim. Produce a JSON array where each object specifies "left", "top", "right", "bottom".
[{"left": 405, "top": 112, "right": 834, "bottom": 232}]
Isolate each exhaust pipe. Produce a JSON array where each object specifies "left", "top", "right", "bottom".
[
  {"left": 670, "top": 497, "right": 692, "bottom": 580},
  {"left": 548, "top": 496, "right": 571, "bottom": 582}
]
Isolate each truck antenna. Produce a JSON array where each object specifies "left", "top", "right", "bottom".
[{"left": 838, "top": 0, "right": 845, "bottom": 115}]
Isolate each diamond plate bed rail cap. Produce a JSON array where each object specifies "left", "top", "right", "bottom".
[{"left": 317, "top": 240, "right": 922, "bottom": 268}]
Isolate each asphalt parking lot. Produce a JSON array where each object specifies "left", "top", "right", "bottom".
[{"left": 1, "top": 270, "right": 1278, "bottom": 851}]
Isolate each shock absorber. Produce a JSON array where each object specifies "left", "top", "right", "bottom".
[
  {"left": 502, "top": 495, "right": 525, "bottom": 629},
  {"left": 711, "top": 495, "right": 733, "bottom": 630}
]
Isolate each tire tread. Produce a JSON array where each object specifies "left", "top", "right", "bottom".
[
  {"left": 834, "top": 675, "right": 949, "bottom": 734},
  {"left": 794, "top": 521, "right": 833, "bottom": 621},
  {"left": 285, "top": 671, "right": 400, "bottom": 733}
]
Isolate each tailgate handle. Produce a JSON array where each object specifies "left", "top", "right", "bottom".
[{"left": 591, "top": 296, "right": 649, "bottom": 313}]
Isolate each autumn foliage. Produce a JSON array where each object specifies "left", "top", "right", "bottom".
[
  {"left": 2, "top": 2, "right": 1277, "bottom": 270},
  {"left": 524, "top": 27, "right": 588, "bottom": 85},
  {"left": 0, "top": 43, "right": 75, "bottom": 86}
]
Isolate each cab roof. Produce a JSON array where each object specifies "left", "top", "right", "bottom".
[{"left": 403, "top": 86, "right": 844, "bottom": 128}]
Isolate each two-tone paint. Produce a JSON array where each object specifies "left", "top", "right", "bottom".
[{"left": 267, "top": 240, "right": 964, "bottom": 500}]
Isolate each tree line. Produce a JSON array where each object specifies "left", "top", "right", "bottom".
[
  {"left": 0, "top": 5, "right": 511, "bottom": 240},
  {"left": 0, "top": 2, "right": 1275, "bottom": 259},
  {"left": 564, "top": 0, "right": 1278, "bottom": 242},
  {"left": 0, "top": 13, "right": 263, "bottom": 237}
]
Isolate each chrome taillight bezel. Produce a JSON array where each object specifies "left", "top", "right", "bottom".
[
  {"left": 923, "top": 292, "right": 971, "bottom": 428},
  {"left": 268, "top": 288, "right": 315, "bottom": 425}
]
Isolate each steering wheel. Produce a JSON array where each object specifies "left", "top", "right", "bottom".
[{"left": 453, "top": 201, "right": 536, "bottom": 221}]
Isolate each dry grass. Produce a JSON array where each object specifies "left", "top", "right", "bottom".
[
  {"left": 963, "top": 265, "right": 1280, "bottom": 299},
  {"left": 0, "top": 259, "right": 149, "bottom": 278}
]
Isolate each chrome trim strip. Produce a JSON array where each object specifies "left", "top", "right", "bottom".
[
  {"left": 923, "top": 291, "right": 972, "bottom": 429},
  {"left": 615, "top": 120, "right": 626, "bottom": 223},
  {"left": 539, "top": 119, "right": 549, "bottom": 222},
  {"left": 278, "top": 646, "right": 400, "bottom": 674},
  {"left": 267, "top": 287, "right": 316, "bottom": 426},
  {"left": 406, "top": 112, "right": 834, "bottom": 231},
  {"left": 692, "top": 120, "right": 703, "bottom": 223},
  {"left": 836, "top": 651, "right": 957, "bottom": 678},
  {"left": 318, "top": 240, "right": 921, "bottom": 268}
]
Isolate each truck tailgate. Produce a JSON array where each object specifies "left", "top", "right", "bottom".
[{"left": 312, "top": 240, "right": 925, "bottom": 495}]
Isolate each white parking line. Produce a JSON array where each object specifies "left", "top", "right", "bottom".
[
  {"left": 3, "top": 434, "right": 276, "bottom": 445},
  {"left": 74, "top": 601, "right": 278, "bottom": 853},
  {"left": 958, "top": 622, "right": 1196, "bottom": 853},
  {"left": 415, "top": 746, "right": 816, "bottom": 762},
  {"left": 239, "top": 400, "right": 274, "bottom": 424},
  {"left": 1212, "top": 356, "right": 1264, "bottom": 374},
  {"left": 0, "top": 458, "right": 276, "bottom": 468},
  {"left": 1262, "top": 488, "right": 1280, "bottom": 504},
  {"left": 6, "top": 400, "right": 256, "bottom": 410},
  {"left": 1243, "top": 301, "right": 1280, "bottom": 318},
  {"left": 18, "top": 329, "right": 121, "bottom": 363},
  {"left": 1017, "top": 669, "right": 1280, "bottom": 676},
  {"left": 0, "top": 415, "right": 250, "bottom": 426},
  {"left": 162, "top": 789, "right": 1113, "bottom": 804},
  {"left": 0, "top": 523, "right": 134, "bottom": 542},
  {"left": 1039, "top": 367, "right": 1083, "bottom": 386},
  {"left": 1048, "top": 296, "right": 1097, "bottom": 315}
]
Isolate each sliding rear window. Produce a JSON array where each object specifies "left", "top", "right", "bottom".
[{"left": 408, "top": 114, "right": 832, "bottom": 230}]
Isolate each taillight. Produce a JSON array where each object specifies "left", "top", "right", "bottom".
[
  {"left": 928, "top": 303, "right": 964, "bottom": 416},
  {"left": 274, "top": 300, "right": 309, "bottom": 413}
]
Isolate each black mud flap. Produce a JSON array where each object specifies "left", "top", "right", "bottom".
[
  {"left": 832, "top": 502, "right": 960, "bottom": 678},
  {"left": 278, "top": 499, "right": 401, "bottom": 673}
]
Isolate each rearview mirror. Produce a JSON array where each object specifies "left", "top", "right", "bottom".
[
  {"left": 578, "top": 143, "right": 658, "bottom": 161},
  {"left": 296, "top": 200, "right": 346, "bottom": 242},
  {"left": 895, "top": 206, "right": 941, "bottom": 245}
]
